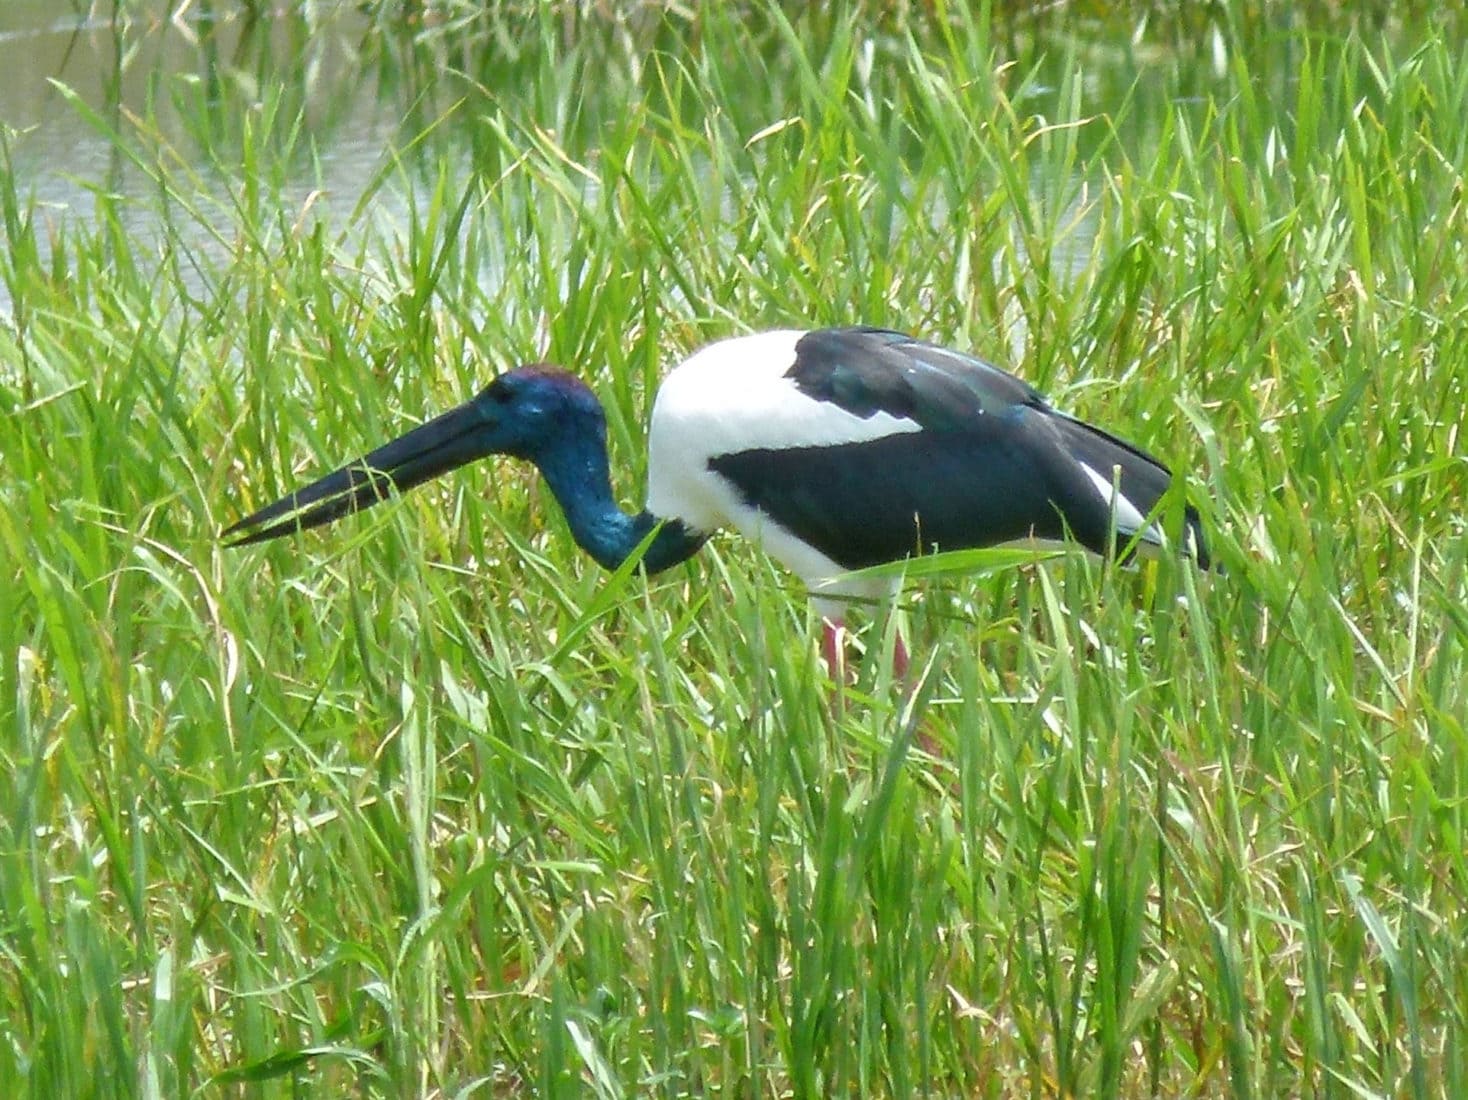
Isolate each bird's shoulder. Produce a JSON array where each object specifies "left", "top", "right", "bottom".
[{"left": 787, "top": 326, "right": 1046, "bottom": 430}]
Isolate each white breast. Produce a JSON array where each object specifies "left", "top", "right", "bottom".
[{"left": 643, "top": 330, "right": 920, "bottom": 594}]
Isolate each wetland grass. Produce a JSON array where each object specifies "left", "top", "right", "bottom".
[{"left": 1, "top": 4, "right": 1465, "bottom": 1095}]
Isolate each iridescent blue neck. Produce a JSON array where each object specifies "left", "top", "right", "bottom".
[{"left": 533, "top": 429, "right": 706, "bottom": 574}]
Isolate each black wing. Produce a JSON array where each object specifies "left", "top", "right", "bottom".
[
  {"left": 785, "top": 326, "right": 1045, "bottom": 427},
  {"left": 709, "top": 327, "right": 1208, "bottom": 570}
]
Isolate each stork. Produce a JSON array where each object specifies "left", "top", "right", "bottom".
[{"left": 225, "top": 326, "right": 1210, "bottom": 676}]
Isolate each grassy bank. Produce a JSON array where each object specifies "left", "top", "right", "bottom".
[{"left": 2, "top": 4, "right": 1465, "bottom": 1096}]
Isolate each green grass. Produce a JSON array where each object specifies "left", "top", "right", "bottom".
[{"left": 3, "top": 3, "right": 1467, "bottom": 1096}]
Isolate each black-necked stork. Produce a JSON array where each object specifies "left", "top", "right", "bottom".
[{"left": 225, "top": 326, "right": 1209, "bottom": 675}]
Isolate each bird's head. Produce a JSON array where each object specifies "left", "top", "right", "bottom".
[
  {"left": 473, "top": 365, "right": 606, "bottom": 461},
  {"left": 223, "top": 364, "right": 606, "bottom": 545}
]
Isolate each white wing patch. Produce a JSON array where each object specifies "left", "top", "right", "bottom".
[
  {"left": 1078, "top": 462, "right": 1163, "bottom": 546},
  {"left": 651, "top": 331, "right": 920, "bottom": 452}
]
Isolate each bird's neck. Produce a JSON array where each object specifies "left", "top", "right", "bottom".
[{"left": 535, "top": 433, "right": 705, "bottom": 574}]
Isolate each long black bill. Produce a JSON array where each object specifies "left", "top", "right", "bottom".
[{"left": 223, "top": 400, "right": 492, "bottom": 546}]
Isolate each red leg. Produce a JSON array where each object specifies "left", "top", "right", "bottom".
[
  {"left": 822, "top": 618, "right": 846, "bottom": 682},
  {"left": 893, "top": 631, "right": 910, "bottom": 682}
]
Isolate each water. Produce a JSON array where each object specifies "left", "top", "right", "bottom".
[
  {"left": 0, "top": 4, "right": 421, "bottom": 313},
  {"left": 0, "top": 4, "right": 1421, "bottom": 325},
  {"left": 0, "top": 5, "right": 1215, "bottom": 323}
]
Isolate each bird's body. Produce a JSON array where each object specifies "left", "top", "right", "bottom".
[
  {"left": 645, "top": 327, "right": 1205, "bottom": 618},
  {"left": 647, "top": 329, "right": 931, "bottom": 616},
  {"left": 226, "top": 326, "right": 1208, "bottom": 669}
]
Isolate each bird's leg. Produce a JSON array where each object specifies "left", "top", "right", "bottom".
[
  {"left": 892, "top": 631, "right": 911, "bottom": 682},
  {"left": 822, "top": 617, "right": 849, "bottom": 683},
  {"left": 824, "top": 618, "right": 910, "bottom": 684}
]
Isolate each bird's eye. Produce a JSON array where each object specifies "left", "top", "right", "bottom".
[{"left": 491, "top": 383, "right": 515, "bottom": 404}]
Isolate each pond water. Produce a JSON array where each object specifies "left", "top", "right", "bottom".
[
  {"left": 0, "top": 3, "right": 1426, "bottom": 322},
  {"left": 0, "top": 4, "right": 429, "bottom": 314}
]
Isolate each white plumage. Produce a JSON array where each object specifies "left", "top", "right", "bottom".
[{"left": 646, "top": 331, "right": 923, "bottom": 613}]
